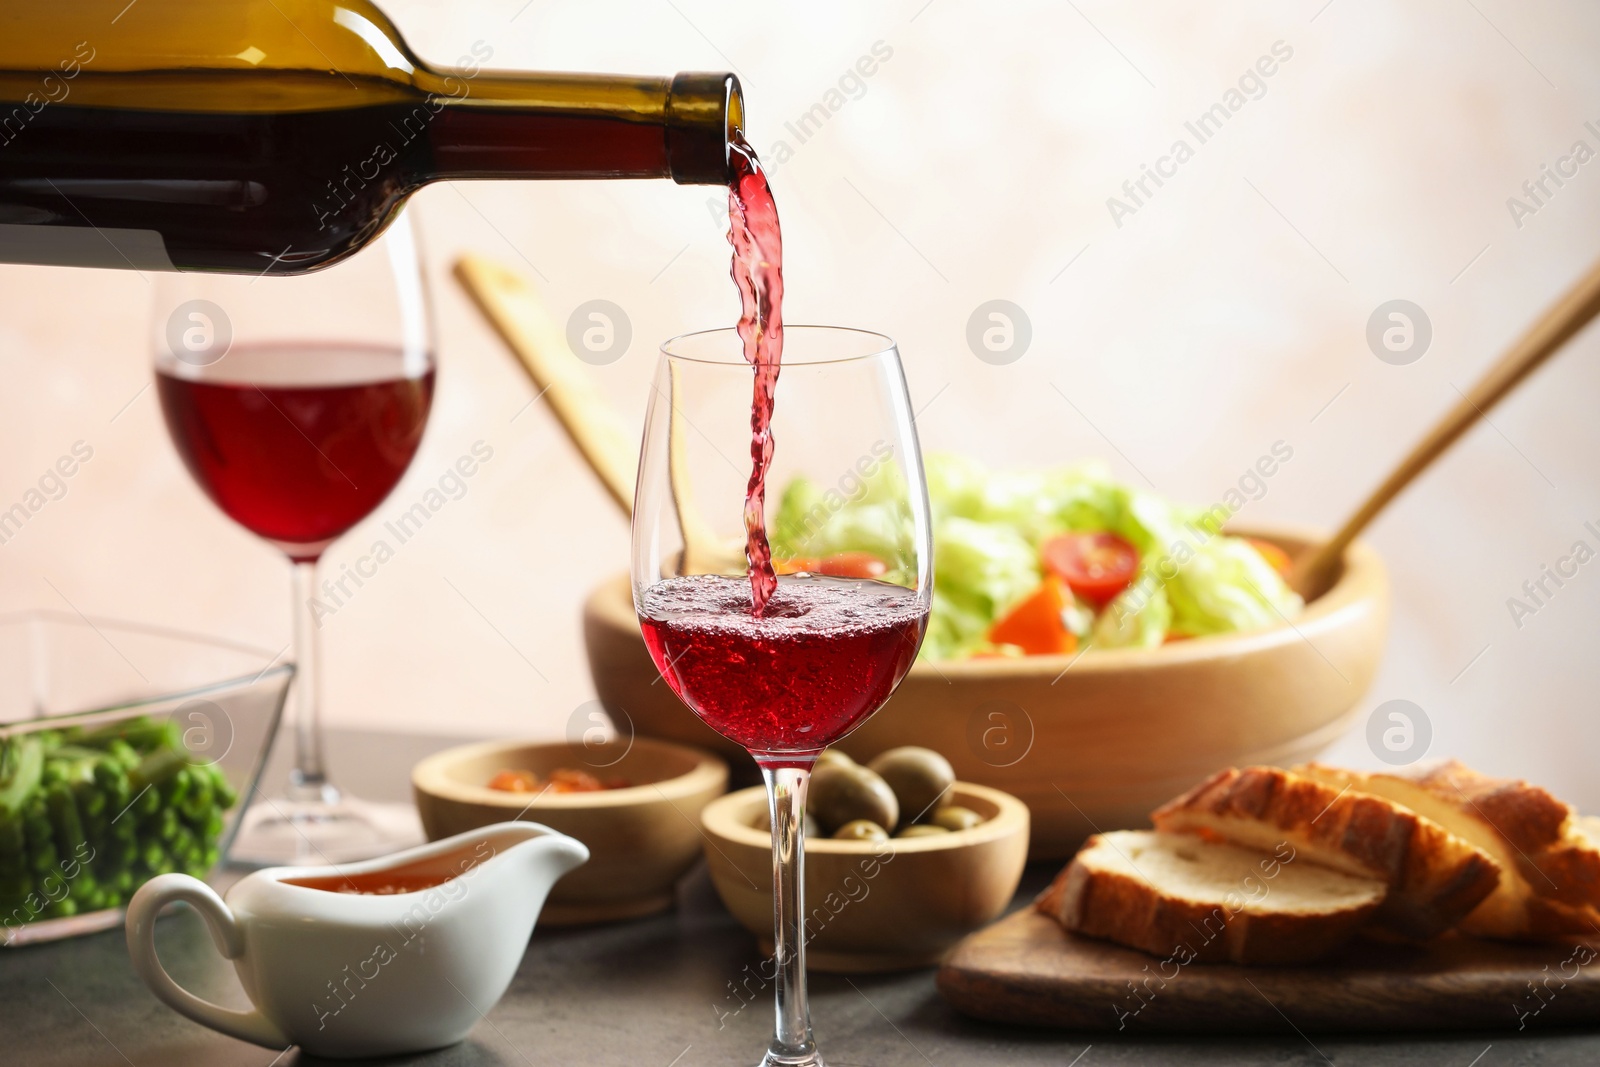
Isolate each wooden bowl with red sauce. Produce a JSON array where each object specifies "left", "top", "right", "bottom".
[{"left": 412, "top": 737, "right": 727, "bottom": 925}]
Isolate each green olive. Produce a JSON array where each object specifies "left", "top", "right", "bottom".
[
  {"left": 931, "top": 805, "right": 983, "bottom": 832},
  {"left": 814, "top": 749, "right": 855, "bottom": 771},
  {"left": 808, "top": 762, "right": 898, "bottom": 837},
  {"left": 868, "top": 747, "right": 955, "bottom": 826},
  {"left": 896, "top": 825, "right": 951, "bottom": 839},
  {"left": 832, "top": 819, "right": 889, "bottom": 842}
]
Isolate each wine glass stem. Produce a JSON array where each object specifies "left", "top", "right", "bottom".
[
  {"left": 761, "top": 763, "right": 819, "bottom": 1066},
  {"left": 288, "top": 559, "right": 336, "bottom": 804}
]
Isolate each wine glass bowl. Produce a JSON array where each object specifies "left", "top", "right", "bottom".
[
  {"left": 631, "top": 327, "right": 932, "bottom": 760},
  {"left": 631, "top": 326, "right": 932, "bottom": 1066}
]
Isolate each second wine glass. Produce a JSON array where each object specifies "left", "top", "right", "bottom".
[
  {"left": 152, "top": 211, "right": 435, "bottom": 865},
  {"left": 632, "top": 326, "right": 932, "bottom": 1067}
]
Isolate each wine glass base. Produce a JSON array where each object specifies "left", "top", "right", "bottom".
[
  {"left": 759, "top": 1050, "right": 825, "bottom": 1067},
  {"left": 228, "top": 794, "right": 424, "bottom": 866}
]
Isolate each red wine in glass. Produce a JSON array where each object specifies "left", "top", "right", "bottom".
[
  {"left": 638, "top": 574, "right": 926, "bottom": 757},
  {"left": 156, "top": 342, "right": 434, "bottom": 560}
]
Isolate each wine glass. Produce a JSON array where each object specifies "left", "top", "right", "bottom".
[
  {"left": 151, "top": 210, "right": 435, "bottom": 865},
  {"left": 632, "top": 326, "right": 932, "bottom": 1067}
]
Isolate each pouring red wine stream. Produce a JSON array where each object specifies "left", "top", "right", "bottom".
[{"left": 727, "top": 132, "right": 784, "bottom": 615}]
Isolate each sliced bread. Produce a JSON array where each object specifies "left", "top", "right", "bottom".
[
  {"left": 1037, "top": 829, "right": 1386, "bottom": 965},
  {"left": 1526, "top": 815, "right": 1600, "bottom": 909},
  {"left": 1297, "top": 761, "right": 1600, "bottom": 939},
  {"left": 1152, "top": 765, "right": 1501, "bottom": 940}
]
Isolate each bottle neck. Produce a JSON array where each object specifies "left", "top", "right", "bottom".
[{"left": 417, "top": 69, "right": 742, "bottom": 186}]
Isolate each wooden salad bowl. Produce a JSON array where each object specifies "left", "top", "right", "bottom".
[{"left": 584, "top": 527, "right": 1389, "bottom": 860}]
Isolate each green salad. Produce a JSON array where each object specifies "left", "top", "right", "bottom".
[
  {"left": 771, "top": 454, "right": 1303, "bottom": 661},
  {"left": 0, "top": 717, "right": 236, "bottom": 927}
]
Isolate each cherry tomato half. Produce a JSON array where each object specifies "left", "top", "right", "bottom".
[
  {"left": 1041, "top": 532, "right": 1139, "bottom": 607},
  {"left": 773, "top": 552, "right": 888, "bottom": 579}
]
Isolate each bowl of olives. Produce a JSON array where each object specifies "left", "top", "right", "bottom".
[{"left": 698, "top": 746, "right": 1029, "bottom": 972}]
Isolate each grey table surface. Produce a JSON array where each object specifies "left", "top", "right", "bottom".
[{"left": 3, "top": 729, "right": 1599, "bottom": 1066}]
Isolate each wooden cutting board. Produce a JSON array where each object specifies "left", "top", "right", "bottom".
[{"left": 937, "top": 908, "right": 1600, "bottom": 1033}]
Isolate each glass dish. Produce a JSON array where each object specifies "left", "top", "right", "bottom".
[{"left": 0, "top": 611, "right": 291, "bottom": 945}]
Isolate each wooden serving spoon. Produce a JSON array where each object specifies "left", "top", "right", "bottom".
[
  {"left": 1290, "top": 255, "right": 1600, "bottom": 599},
  {"left": 454, "top": 253, "right": 744, "bottom": 573}
]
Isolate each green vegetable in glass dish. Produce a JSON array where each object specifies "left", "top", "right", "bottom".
[
  {"left": 770, "top": 454, "right": 1302, "bottom": 661},
  {"left": 0, "top": 716, "right": 237, "bottom": 932}
]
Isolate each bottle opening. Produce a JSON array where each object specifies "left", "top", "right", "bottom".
[{"left": 667, "top": 72, "right": 744, "bottom": 186}]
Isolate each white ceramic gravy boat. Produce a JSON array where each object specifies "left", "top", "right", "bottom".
[{"left": 126, "top": 821, "right": 588, "bottom": 1059}]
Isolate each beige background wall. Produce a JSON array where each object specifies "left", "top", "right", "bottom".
[{"left": 2, "top": 1, "right": 1598, "bottom": 805}]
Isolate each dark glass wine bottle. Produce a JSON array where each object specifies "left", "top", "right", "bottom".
[{"left": 0, "top": 0, "right": 742, "bottom": 274}]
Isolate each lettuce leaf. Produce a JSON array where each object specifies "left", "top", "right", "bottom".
[
  {"left": 923, "top": 517, "right": 1040, "bottom": 659},
  {"left": 770, "top": 465, "right": 915, "bottom": 584},
  {"left": 1164, "top": 535, "right": 1303, "bottom": 636},
  {"left": 1091, "top": 579, "right": 1171, "bottom": 649}
]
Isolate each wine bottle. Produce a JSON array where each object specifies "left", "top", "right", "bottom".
[{"left": 0, "top": 0, "right": 742, "bottom": 274}]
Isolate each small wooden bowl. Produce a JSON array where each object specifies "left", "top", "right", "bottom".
[
  {"left": 585, "top": 526, "right": 1389, "bottom": 861},
  {"left": 412, "top": 737, "right": 727, "bottom": 925},
  {"left": 701, "top": 782, "right": 1029, "bottom": 973}
]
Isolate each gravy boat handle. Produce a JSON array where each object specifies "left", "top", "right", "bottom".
[{"left": 126, "top": 874, "right": 291, "bottom": 1050}]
